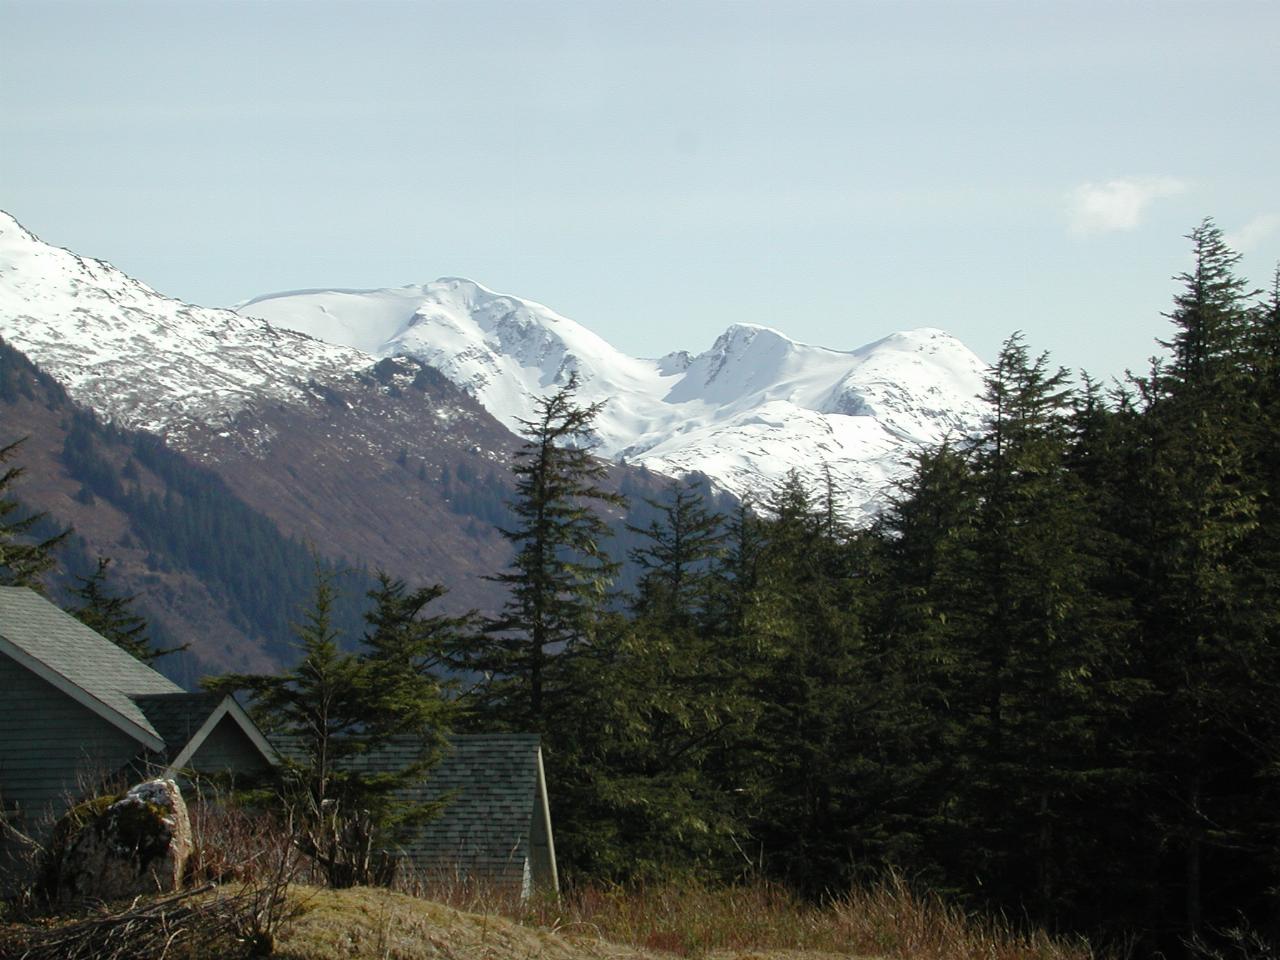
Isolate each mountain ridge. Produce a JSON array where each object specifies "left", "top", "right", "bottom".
[
  {"left": 239, "top": 278, "right": 989, "bottom": 518},
  {"left": 1, "top": 210, "right": 989, "bottom": 523}
]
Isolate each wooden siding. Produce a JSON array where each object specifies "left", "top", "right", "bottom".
[
  {"left": 186, "top": 716, "right": 274, "bottom": 776},
  {"left": 0, "top": 650, "right": 145, "bottom": 829}
]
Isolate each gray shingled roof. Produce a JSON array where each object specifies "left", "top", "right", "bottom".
[
  {"left": 0, "top": 586, "right": 182, "bottom": 743},
  {"left": 273, "top": 732, "right": 543, "bottom": 882},
  {"left": 389, "top": 734, "right": 542, "bottom": 882},
  {"left": 132, "top": 692, "right": 225, "bottom": 760}
]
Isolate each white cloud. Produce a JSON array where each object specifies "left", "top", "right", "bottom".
[
  {"left": 1226, "top": 214, "right": 1280, "bottom": 252},
  {"left": 1067, "top": 177, "right": 1188, "bottom": 234}
]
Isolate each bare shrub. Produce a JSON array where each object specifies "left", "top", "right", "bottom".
[
  {"left": 1, "top": 874, "right": 298, "bottom": 960},
  {"left": 1188, "top": 920, "right": 1280, "bottom": 960},
  {"left": 0, "top": 785, "right": 310, "bottom": 959},
  {"left": 186, "top": 787, "right": 313, "bottom": 887}
]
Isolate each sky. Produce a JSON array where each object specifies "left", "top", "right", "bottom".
[{"left": 2, "top": 0, "right": 1277, "bottom": 384}]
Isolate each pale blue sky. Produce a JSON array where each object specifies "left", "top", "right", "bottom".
[{"left": 3, "top": 0, "right": 1277, "bottom": 383}]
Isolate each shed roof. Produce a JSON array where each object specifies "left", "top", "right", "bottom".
[
  {"left": 393, "top": 734, "right": 543, "bottom": 872},
  {"left": 0, "top": 586, "right": 181, "bottom": 750},
  {"left": 275, "top": 732, "right": 546, "bottom": 880}
]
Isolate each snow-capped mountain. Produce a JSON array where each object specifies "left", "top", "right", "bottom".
[
  {"left": 239, "top": 279, "right": 989, "bottom": 518},
  {"left": 0, "top": 210, "right": 988, "bottom": 521},
  {"left": 0, "top": 211, "right": 370, "bottom": 444},
  {"left": 0, "top": 213, "right": 537, "bottom": 637}
]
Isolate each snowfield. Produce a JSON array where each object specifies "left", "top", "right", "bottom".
[
  {"left": 240, "top": 279, "right": 989, "bottom": 519},
  {"left": 0, "top": 212, "right": 372, "bottom": 446},
  {"left": 0, "top": 209, "right": 989, "bottom": 520}
]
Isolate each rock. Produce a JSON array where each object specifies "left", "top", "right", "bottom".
[{"left": 49, "top": 778, "right": 193, "bottom": 904}]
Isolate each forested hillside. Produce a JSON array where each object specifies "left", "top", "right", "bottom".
[
  {"left": 0, "top": 339, "right": 375, "bottom": 679},
  {"left": 0, "top": 339, "right": 687, "bottom": 678}
]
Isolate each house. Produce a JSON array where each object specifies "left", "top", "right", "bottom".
[
  {"left": 0, "top": 586, "right": 559, "bottom": 897},
  {"left": 0, "top": 585, "right": 278, "bottom": 885}
]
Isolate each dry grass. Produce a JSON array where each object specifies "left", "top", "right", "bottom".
[
  {"left": 408, "top": 873, "right": 1095, "bottom": 960},
  {"left": 4, "top": 793, "right": 1096, "bottom": 960},
  {"left": 2, "top": 877, "right": 1098, "bottom": 960},
  {"left": 270, "top": 885, "right": 655, "bottom": 960}
]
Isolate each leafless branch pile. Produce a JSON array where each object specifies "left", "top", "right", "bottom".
[{"left": 4, "top": 873, "right": 298, "bottom": 960}]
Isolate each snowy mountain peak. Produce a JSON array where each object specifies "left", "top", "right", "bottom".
[
  {"left": 0, "top": 211, "right": 991, "bottom": 520},
  {"left": 239, "top": 280, "right": 990, "bottom": 518},
  {"left": 0, "top": 210, "right": 35, "bottom": 244}
]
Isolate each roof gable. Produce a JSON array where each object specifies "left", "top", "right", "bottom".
[
  {"left": 132, "top": 691, "right": 225, "bottom": 755},
  {"left": 0, "top": 586, "right": 181, "bottom": 750},
  {"left": 132, "top": 692, "right": 280, "bottom": 771}
]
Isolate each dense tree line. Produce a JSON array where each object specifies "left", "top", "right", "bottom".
[{"left": 461, "top": 221, "right": 1280, "bottom": 955}]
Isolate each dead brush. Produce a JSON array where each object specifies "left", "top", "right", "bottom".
[
  {"left": 388, "top": 861, "right": 532, "bottom": 918},
  {"left": 2, "top": 788, "right": 310, "bottom": 959},
  {"left": 0, "top": 858, "right": 305, "bottom": 960},
  {"left": 186, "top": 788, "right": 319, "bottom": 887}
]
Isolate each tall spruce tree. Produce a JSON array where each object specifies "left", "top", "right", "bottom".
[
  {"left": 862, "top": 442, "right": 978, "bottom": 876},
  {"left": 563, "top": 479, "right": 745, "bottom": 879},
  {"left": 627, "top": 479, "right": 726, "bottom": 627},
  {"left": 952, "top": 335, "right": 1118, "bottom": 915},
  {"left": 473, "top": 374, "right": 625, "bottom": 730},
  {"left": 357, "top": 572, "right": 466, "bottom": 798},
  {"left": 210, "top": 567, "right": 458, "bottom": 887},
  {"left": 706, "top": 496, "right": 766, "bottom": 643},
  {"left": 1128, "top": 221, "right": 1264, "bottom": 937},
  {"left": 1241, "top": 264, "right": 1280, "bottom": 933},
  {"left": 746, "top": 471, "right": 868, "bottom": 891}
]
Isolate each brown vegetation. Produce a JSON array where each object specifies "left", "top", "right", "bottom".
[
  {"left": 4, "top": 877, "right": 1097, "bottom": 960},
  {"left": 441, "top": 875, "right": 1095, "bottom": 960}
]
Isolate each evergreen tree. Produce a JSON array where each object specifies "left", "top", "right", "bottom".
[
  {"left": 471, "top": 375, "right": 625, "bottom": 730},
  {"left": 861, "top": 442, "right": 977, "bottom": 877},
  {"left": 948, "top": 335, "right": 1121, "bottom": 915},
  {"left": 627, "top": 479, "right": 726, "bottom": 626},
  {"left": 359, "top": 571, "right": 466, "bottom": 758},
  {"left": 210, "top": 567, "right": 457, "bottom": 887},
  {"left": 548, "top": 609, "right": 748, "bottom": 882},
  {"left": 706, "top": 496, "right": 767, "bottom": 642},
  {"left": 1240, "top": 263, "right": 1280, "bottom": 945},
  {"left": 1128, "top": 221, "right": 1264, "bottom": 938},
  {"left": 66, "top": 556, "right": 188, "bottom": 663},
  {"left": 747, "top": 471, "right": 868, "bottom": 892},
  {"left": 546, "top": 479, "right": 748, "bottom": 881}
]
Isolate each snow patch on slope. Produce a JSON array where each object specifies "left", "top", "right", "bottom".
[{"left": 0, "top": 212, "right": 373, "bottom": 443}]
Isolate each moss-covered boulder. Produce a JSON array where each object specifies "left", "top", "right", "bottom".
[{"left": 48, "top": 778, "right": 192, "bottom": 904}]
